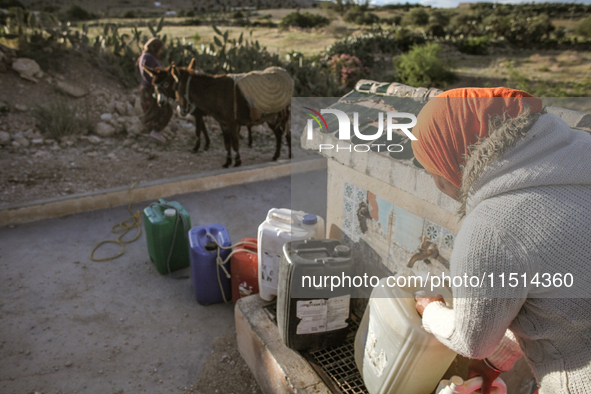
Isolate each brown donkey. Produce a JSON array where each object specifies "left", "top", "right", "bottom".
[{"left": 170, "top": 63, "right": 291, "bottom": 168}]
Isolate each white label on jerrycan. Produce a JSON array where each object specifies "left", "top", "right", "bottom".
[
  {"left": 296, "top": 296, "right": 350, "bottom": 335},
  {"left": 258, "top": 208, "right": 325, "bottom": 301}
]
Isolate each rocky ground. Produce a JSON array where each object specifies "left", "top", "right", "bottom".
[{"left": 0, "top": 47, "right": 307, "bottom": 208}]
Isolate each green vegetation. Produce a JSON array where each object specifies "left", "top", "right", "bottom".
[
  {"left": 279, "top": 11, "right": 330, "bottom": 29},
  {"left": 64, "top": 5, "right": 96, "bottom": 21},
  {"left": 33, "top": 98, "right": 93, "bottom": 139},
  {"left": 393, "top": 43, "right": 456, "bottom": 88},
  {"left": 343, "top": 7, "right": 380, "bottom": 26},
  {"left": 574, "top": 16, "right": 591, "bottom": 38},
  {"left": 1, "top": 2, "right": 589, "bottom": 97}
]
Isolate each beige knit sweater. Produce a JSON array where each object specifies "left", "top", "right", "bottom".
[{"left": 422, "top": 113, "right": 591, "bottom": 394}]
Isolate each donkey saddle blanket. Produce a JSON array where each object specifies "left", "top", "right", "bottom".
[{"left": 231, "top": 67, "right": 293, "bottom": 115}]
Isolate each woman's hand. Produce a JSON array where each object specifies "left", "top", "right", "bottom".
[
  {"left": 415, "top": 293, "right": 445, "bottom": 317},
  {"left": 467, "top": 359, "right": 502, "bottom": 394}
]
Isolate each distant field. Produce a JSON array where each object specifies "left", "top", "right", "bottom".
[{"left": 86, "top": 9, "right": 356, "bottom": 57}]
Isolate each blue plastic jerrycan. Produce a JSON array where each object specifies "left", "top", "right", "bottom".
[{"left": 188, "top": 224, "right": 232, "bottom": 305}]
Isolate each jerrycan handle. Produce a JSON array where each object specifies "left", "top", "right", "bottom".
[
  {"left": 270, "top": 212, "right": 292, "bottom": 224},
  {"left": 158, "top": 198, "right": 167, "bottom": 204}
]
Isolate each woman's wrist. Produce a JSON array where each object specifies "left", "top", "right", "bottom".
[{"left": 483, "top": 357, "right": 504, "bottom": 373}]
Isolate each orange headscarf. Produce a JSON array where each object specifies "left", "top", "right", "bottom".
[{"left": 411, "top": 87, "right": 543, "bottom": 188}]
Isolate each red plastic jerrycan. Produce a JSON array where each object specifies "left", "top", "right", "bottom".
[{"left": 231, "top": 238, "right": 259, "bottom": 304}]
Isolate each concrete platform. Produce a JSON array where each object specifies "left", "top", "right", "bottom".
[{"left": 236, "top": 295, "right": 331, "bottom": 394}]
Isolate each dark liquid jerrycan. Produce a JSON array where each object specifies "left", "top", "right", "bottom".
[
  {"left": 143, "top": 199, "right": 192, "bottom": 275},
  {"left": 188, "top": 224, "right": 232, "bottom": 305},
  {"left": 277, "top": 239, "right": 354, "bottom": 351}
]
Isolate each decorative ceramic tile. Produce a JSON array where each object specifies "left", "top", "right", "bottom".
[
  {"left": 344, "top": 199, "right": 355, "bottom": 216},
  {"left": 354, "top": 185, "right": 367, "bottom": 204},
  {"left": 343, "top": 216, "right": 353, "bottom": 234},
  {"left": 443, "top": 233, "right": 455, "bottom": 249},
  {"left": 344, "top": 182, "right": 354, "bottom": 200},
  {"left": 423, "top": 220, "right": 443, "bottom": 243}
]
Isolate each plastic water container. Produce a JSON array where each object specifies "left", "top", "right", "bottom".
[
  {"left": 188, "top": 224, "right": 232, "bottom": 305},
  {"left": 277, "top": 239, "right": 354, "bottom": 351},
  {"left": 231, "top": 237, "right": 259, "bottom": 304},
  {"left": 143, "top": 199, "right": 192, "bottom": 275},
  {"left": 436, "top": 376, "right": 507, "bottom": 394},
  {"left": 257, "top": 208, "right": 325, "bottom": 301},
  {"left": 354, "top": 277, "right": 456, "bottom": 394}
]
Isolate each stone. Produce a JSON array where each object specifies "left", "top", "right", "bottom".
[
  {"left": 133, "top": 98, "right": 143, "bottom": 116},
  {"left": 55, "top": 80, "right": 88, "bottom": 98},
  {"left": 100, "top": 113, "right": 113, "bottom": 121},
  {"left": 14, "top": 136, "right": 30, "bottom": 148},
  {"left": 14, "top": 104, "right": 28, "bottom": 112},
  {"left": 12, "top": 58, "right": 43, "bottom": 83},
  {"left": 11, "top": 141, "right": 21, "bottom": 149},
  {"left": 126, "top": 123, "right": 142, "bottom": 136},
  {"left": 95, "top": 122, "right": 116, "bottom": 138},
  {"left": 87, "top": 136, "right": 102, "bottom": 145},
  {"left": 86, "top": 151, "right": 98, "bottom": 157},
  {"left": 32, "top": 138, "right": 44, "bottom": 145},
  {"left": 45, "top": 139, "right": 56, "bottom": 145},
  {"left": 0, "top": 100, "right": 9, "bottom": 115},
  {"left": 126, "top": 102, "right": 134, "bottom": 115},
  {"left": 114, "top": 101, "right": 127, "bottom": 116},
  {"left": 23, "top": 129, "right": 37, "bottom": 139},
  {"left": 0, "top": 131, "right": 10, "bottom": 145}
]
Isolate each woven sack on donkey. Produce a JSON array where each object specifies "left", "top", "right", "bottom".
[{"left": 231, "top": 67, "right": 294, "bottom": 115}]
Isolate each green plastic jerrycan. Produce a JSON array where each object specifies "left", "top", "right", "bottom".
[{"left": 143, "top": 199, "right": 192, "bottom": 275}]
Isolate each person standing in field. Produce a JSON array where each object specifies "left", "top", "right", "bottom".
[{"left": 137, "top": 37, "right": 172, "bottom": 144}]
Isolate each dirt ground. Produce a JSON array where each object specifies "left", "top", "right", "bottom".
[
  {"left": 184, "top": 334, "right": 263, "bottom": 394},
  {"left": 0, "top": 51, "right": 311, "bottom": 209}
]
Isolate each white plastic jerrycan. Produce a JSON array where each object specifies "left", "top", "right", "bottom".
[
  {"left": 257, "top": 208, "right": 324, "bottom": 301},
  {"left": 436, "top": 376, "right": 507, "bottom": 394},
  {"left": 354, "top": 277, "right": 456, "bottom": 394}
]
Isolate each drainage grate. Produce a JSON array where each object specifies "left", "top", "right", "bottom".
[
  {"left": 263, "top": 303, "right": 368, "bottom": 394},
  {"left": 305, "top": 322, "right": 369, "bottom": 394}
]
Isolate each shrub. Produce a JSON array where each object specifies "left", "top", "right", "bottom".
[
  {"left": 122, "top": 10, "right": 136, "bottom": 18},
  {"left": 448, "top": 13, "right": 481, "bottom": 36},
  {"left": 344, "top": 7, "right": 380, "bottom": 25},
  {"left": 279, "top": 11, "right": 330, "bottom": 29},
  {"left": 326, "top": 31, "right": 396, "bottom": 67},
  {"left": 382, "top": 15, "right": 402, "bottom": 26},
  {"left": 33, "top": 98, "right": 90, "bottom": 139},
  {"left": 328, "top": 53, "right": 368, "bottom": 87},
  {"left": 425, "top": 23, "right": 446, "bottom": 38},
  {"left": 393, "top": 43, "right": 456, "bottom": 88},
  {"left": 65, "top": 5, "right": 95, "bottom": 21},
  {"left": 428, "top": 11, "right": 449, "bottom": 27},
  {"left": 574, "top": 16, "right": 591, "bottom": 38},
  {"left": 402, "top": 8, "right": 429, "bottom": 26},
  {"left": 454, "top": 36, "right": 490, "bottom": 55}
]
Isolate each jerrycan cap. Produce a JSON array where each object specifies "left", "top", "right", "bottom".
[
  {"left": 205, "top": 241, "right": 219, "bottom": 251},
  {"left": 164, "top": 208, "right": 176, "bottom": 217},
  {"left": 302, "top": 214, "right": 317, "bottom": 225},
  {"left": 333, "top": 245, "right": 351, "bottom": 257}
]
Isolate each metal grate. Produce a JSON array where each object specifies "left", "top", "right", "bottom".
[
  {"left": 264, "top": 302, "right": 368, "bottom": 394},
  {"left": 305, "top": 322, "right": 369, "bottom": 394}
]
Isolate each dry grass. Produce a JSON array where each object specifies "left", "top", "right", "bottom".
[{"left": 451, "top": 50, "right": 591, "bottom": 85}]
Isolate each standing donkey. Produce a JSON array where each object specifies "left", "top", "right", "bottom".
[{"left": 169, "top": 61, "right": 292, "bottom": 168}]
